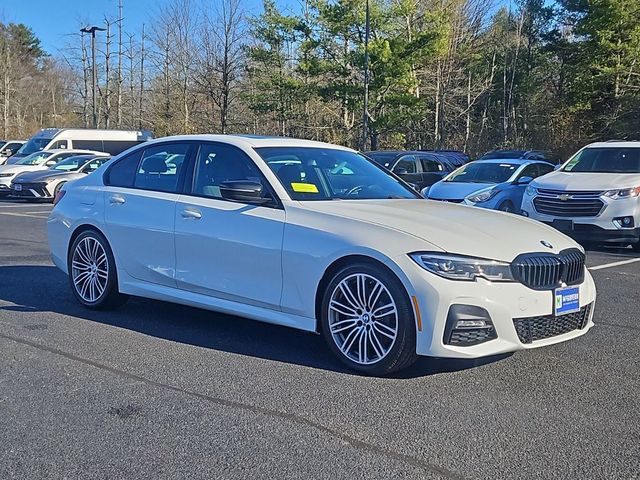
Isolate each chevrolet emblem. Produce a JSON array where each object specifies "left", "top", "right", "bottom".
[{"left": 558, "top": 194, "right": 572, "bottom": 201}]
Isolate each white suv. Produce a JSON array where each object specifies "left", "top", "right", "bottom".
[{"left": 521, "top": 141, "right": 640, "bottom": 251}]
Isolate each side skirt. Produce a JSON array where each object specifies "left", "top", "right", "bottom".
[{"left": 119, "top": 277, "right": 317, "bottom": 333}]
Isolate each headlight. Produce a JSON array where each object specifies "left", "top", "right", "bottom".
[
  {"left": 410, "top": 252, "right": 515, "bottom": 282},
  {"left": 466, "top": 189, "right": 497, "bottom": 203},
  {"left": 525, "top": 185, "right": 537, "bottom": 196},
  {"left": 602, "top": 187, "right": 640, "bottom": 200},
  {"left": 0, "top": 173, "right": 14, "bottom": 178}
]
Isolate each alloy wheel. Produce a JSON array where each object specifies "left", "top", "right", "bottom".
[
  {"left": 328, "top": 273, "right": 398, "bottom": 365},
  {"left": 71, "top": 236, "right": 109, "bottom": 303}
]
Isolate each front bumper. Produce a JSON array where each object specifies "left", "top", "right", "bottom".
[
  {"left": 522, "top": 194, "right": 640, "bottom": 245},
  {"left": 394, "top": 254, "right": 596, "bottom": 359},
  {"left": 542, "top": 222, "right": 640, "bottom": 244},
  {"left": 9, "top": 182, "right": 52, "bottom": 200}
]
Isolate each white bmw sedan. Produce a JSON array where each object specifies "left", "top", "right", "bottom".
[{"left": 48, "top": 135, "right": 596, "bottom": 375}]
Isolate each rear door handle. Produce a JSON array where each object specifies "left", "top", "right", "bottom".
[
  {"left": 109, "top": 194, "right": 125, "bottom": 205},
  {"left": 181, "top": 208, "right": 202, "bottom": 220}
]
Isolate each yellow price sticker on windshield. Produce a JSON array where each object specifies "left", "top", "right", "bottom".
[{"left": 291, "top": 182, "right": 319, "bottom": 193}]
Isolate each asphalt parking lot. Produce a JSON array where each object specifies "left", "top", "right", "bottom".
[{"left": 0, "top": 198, "right": 638, "bottom": 480}]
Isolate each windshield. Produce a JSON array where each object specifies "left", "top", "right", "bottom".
[
  {"left": 16, "top": 137, "right": 52, "bottom": 156},
  {"left": 257, "top": 147, "right": 419, "bottom": 200},
  {"left": 16, "top": 151, "right": 54, "bottom": 165},
  {"left": 51, "top": 155, "right": 92, "bottom": 171},
  {"left": 445, "top": 162, "right": 519, "bottom": 184},
  {"left": 563, "top": 148, "right": 640, "bottom": 173}
]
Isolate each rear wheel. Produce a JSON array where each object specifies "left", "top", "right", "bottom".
[
  {"left": 320, "top": 262, "right": 417, "bottom": 375},
  {"left": 68, "top": 230, "right": 128, "bottom": 310}
]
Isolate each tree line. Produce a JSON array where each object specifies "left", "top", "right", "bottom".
[{"left": 0, "top": 0, "right": 638, "bottom": 159}]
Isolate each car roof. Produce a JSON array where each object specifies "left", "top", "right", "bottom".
[
  {"left": 472, "top": 158, "right": 541, "bottom": 165},
  {"left": 44, "top": 149, "right": 110, "bottom": 155},
  {"left": 144, "top": 134, "right": 356, "bottom": 152},
  {"left": 585, "top": 141, "right": 640, "bottom": 148}
]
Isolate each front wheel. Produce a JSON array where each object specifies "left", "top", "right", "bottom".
[
  {"left": 320, "top": 262, "right": 417, "bottom": 375},
  {"left": 498, "top": 201, "right": 516, "bottom": 213},
  {"left": 68, "top": 230, "right": 128, "bottom": 310}
]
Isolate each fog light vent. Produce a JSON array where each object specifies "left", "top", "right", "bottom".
[
  {"left": 444, "top": 305, "right": 497, "bottom": 346},
  {"left": 613, "top": 216, "right": 635, "bottom": 228}
]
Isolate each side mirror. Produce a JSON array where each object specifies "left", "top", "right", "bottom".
[
  {"left": 45, "top": 160, "right": 56, "bottom": 167},
  {"left": 516, "top": 176, "right": 533, "bottom": 185},
  {"left": 219, "top": 180, "right": 272, "bottom": 205},
  {"left": 394, "top": 168, "right": 408, "bottom": 175}
]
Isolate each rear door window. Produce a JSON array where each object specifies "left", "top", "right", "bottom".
[
  {"left": 133, "top": 143, "right": 190, "bottom": 193},
  {"left": 105, "top": 150, "right": 142, "bottom": 187}
]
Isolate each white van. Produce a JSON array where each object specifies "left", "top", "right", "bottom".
[{"left": 9, "top": 128, "right": 153, "bottom": 164}]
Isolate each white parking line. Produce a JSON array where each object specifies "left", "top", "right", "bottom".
[
  {"left": 590, "top": 258, "right": 640, "bottom": 271},
  {"left": 0, "top": 204, "right": 52, "bottom": 208},
  {"left": 0, "top": 212, "right": 49, "bottom": 219}
]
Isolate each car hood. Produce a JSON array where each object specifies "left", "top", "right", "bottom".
[
  {"left": 13, "top": 169, "right": 80, "bottom": 182},
  {"left": 532, "top": 171, "right": 640, "bottom": 191},
  {"left": 302, "top": 199, "right": 579, "bottom": 262},
  {"left": 0, "top": 164, "right": 47, "bottom": 175},
  {"left": 427, "top": 181, "right": 496, "bottom": 200}
]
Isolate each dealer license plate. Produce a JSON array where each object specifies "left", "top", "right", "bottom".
[{"left": 554, "top": 286, "right": 580, "bottom": 316}]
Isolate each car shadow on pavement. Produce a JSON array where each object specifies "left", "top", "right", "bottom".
[{"left": 0, "top": 265, "right": 510, "bottom": 378}]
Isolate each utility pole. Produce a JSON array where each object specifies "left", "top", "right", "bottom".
[
  {"left": 361, "top": 0, "right": 371, "bottom": 151},
  {"left": 80, "top": 26, "right": 106, "bottom": 128}
]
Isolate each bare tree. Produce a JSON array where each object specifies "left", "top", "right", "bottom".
[
  {"left": 116, "top": 0, "right": 123, "bottom": 128},
  {"left": 197, "top": 0, "right": 245, "bottom": 133}
]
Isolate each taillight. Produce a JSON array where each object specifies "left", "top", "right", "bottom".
[{"left": 53, "top": 189, "right": 66, "bottom": 206}]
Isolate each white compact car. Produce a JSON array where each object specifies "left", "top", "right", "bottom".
[
  {"left": 522, "top": 141, "right": 640, "bottom": 250},
  {"left": 0, "top": 149, "right": 106, "bottom": 196},
  {"left": 48, "top": 135, "right": 596, "bottom": 375}
]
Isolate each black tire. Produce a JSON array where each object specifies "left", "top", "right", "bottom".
[
  {"left": 320, "top": 262, "right": 418, "bottom": 376},
  {"left": 498, "top": 201, "right": 516, "bottom": 213},
  {"left": 67, "top": 229, "right": 129, "bottom": 310},
  {"left": 631, "top": 241, "right": 640, "bottom": 253}
]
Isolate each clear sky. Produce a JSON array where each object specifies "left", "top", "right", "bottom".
[{"left": 0, "top": 0, "right": 287, "bottom": 55}]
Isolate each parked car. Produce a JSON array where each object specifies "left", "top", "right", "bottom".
[
  {"left": 424, "top": 159, "right": 555, "bottom": 213},
  {"left": 0, "top": 149, "right": 107, "bottom": 196},
  {"left": 8, "top": 128, "right": 152, "bottom": 164},
  {"left": 10, "top": 154, "right": 110, "bottom": 202},
  {"left": 0, "top": 140, "right": 25, "bottom": 165},
  {"left": 366, "top": 150, "right": 455, "bottom": 190},
  {"left": 478, "top": 149, "right": 561, "bottom": 164},
  {"left": 521, "top": 141, "right": 640, "bottom": 251},
  {"left": 48, "top": 135, "right": 595, "bottom": 375}
]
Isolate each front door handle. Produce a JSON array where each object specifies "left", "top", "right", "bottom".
[
  {"left": 109, "top": 194, "right": 125, "bottom": 205},
  {"left": 181, "top": 208, "right": 202, "bottom": 220}
]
